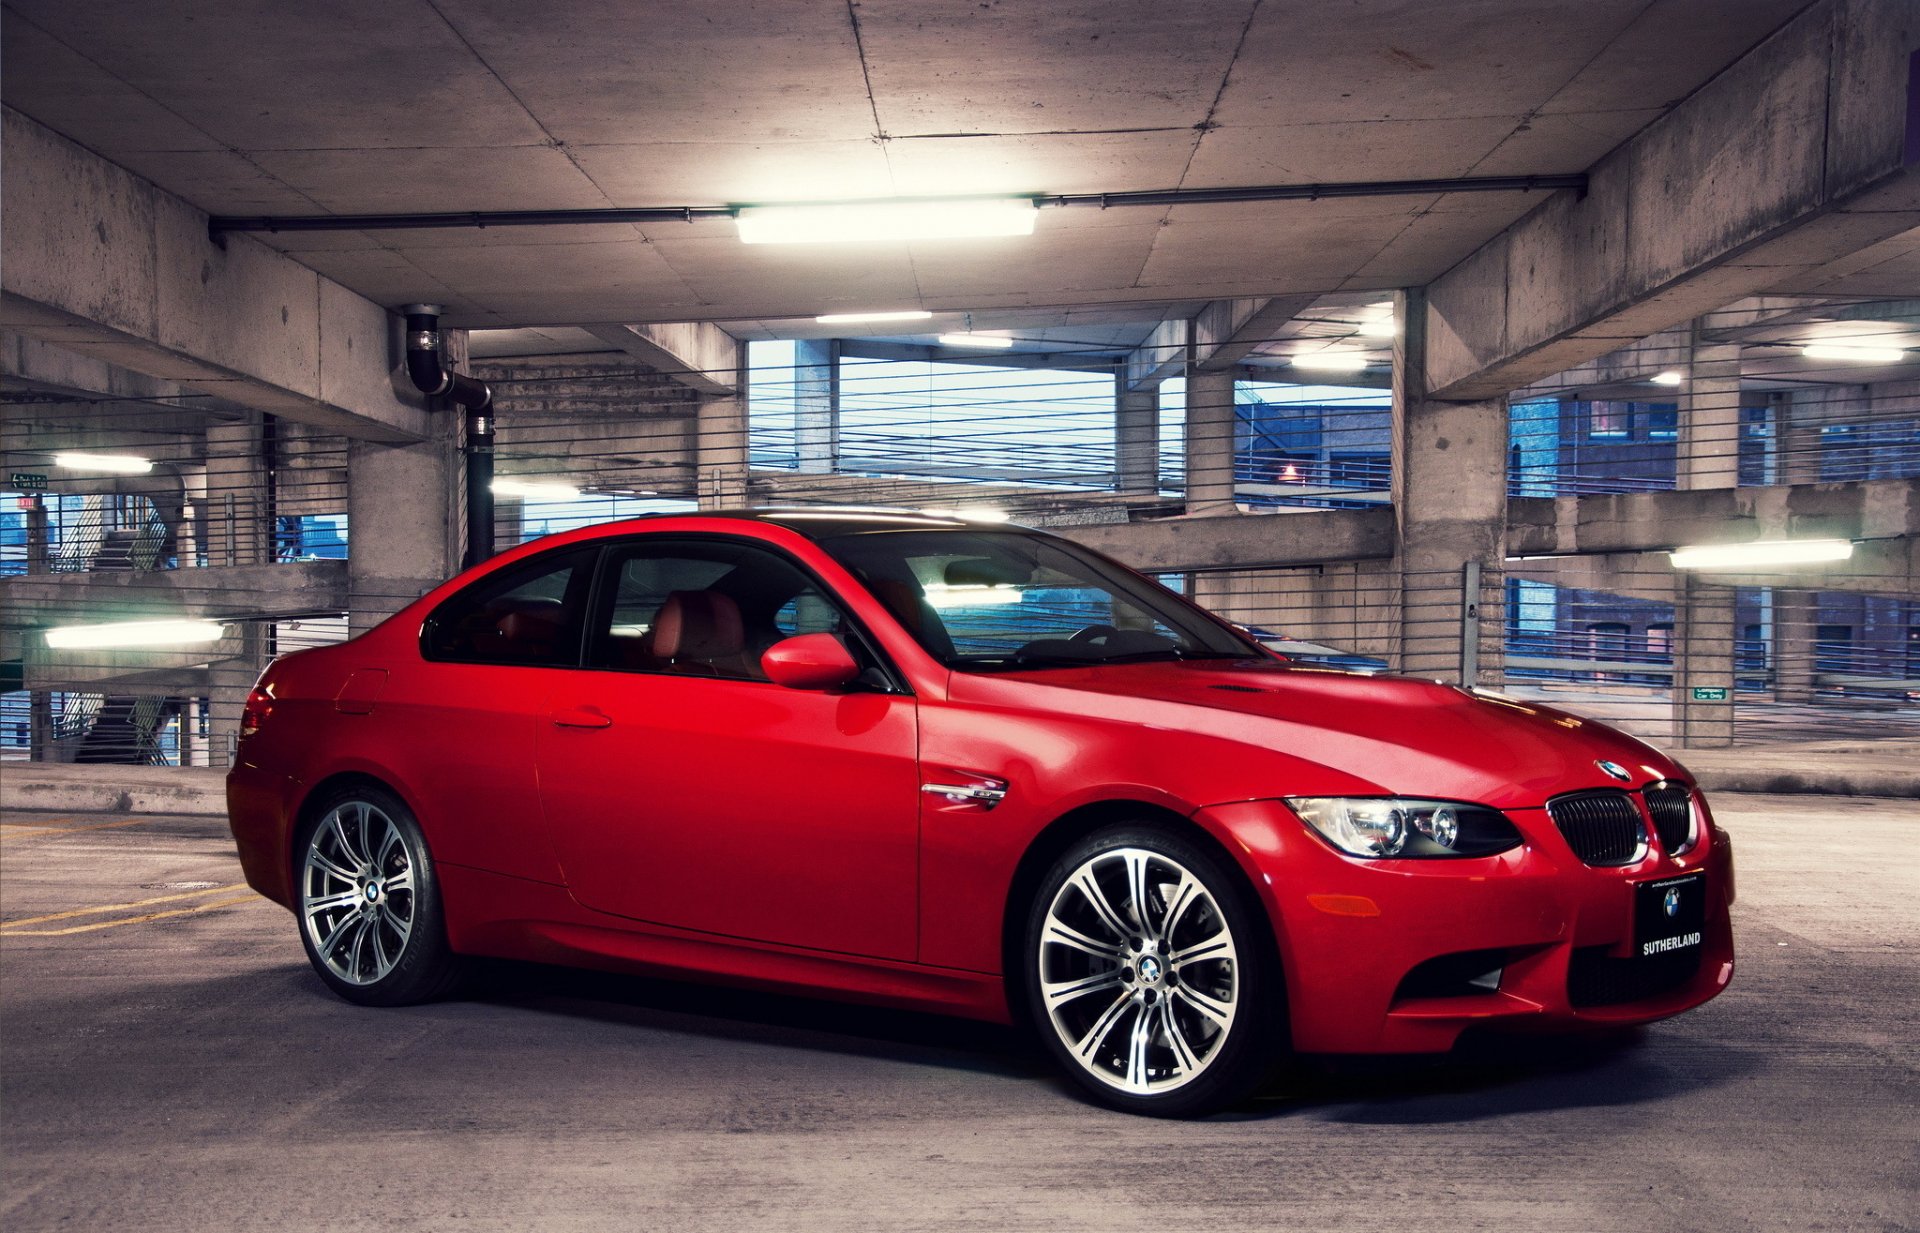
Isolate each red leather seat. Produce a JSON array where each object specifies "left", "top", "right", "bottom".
[{"left": 650, "top": 590, "right": 755, "bottom": 677}]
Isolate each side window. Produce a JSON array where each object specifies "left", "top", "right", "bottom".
[
  {"left": 587, "top": 538, "right": 858, "bottom": 682},
  {"left": 421, "top": 547, "right": 597, "bottom": 666}
]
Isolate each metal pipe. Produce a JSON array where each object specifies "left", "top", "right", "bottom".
[
  {"left": 209, "top": 175, "right": 1586, "bottom": 236},
  {"left": 464, "top": 409, "right": 495, "bottom": 571},
  {"left": 399, "top": 304, "right": 497, "bottom": 568}
]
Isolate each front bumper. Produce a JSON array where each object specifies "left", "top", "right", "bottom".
[{"left": 1196, "top": 798, "right": 1735, "bottom": 1054}]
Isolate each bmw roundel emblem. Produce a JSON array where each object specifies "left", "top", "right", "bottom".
[
  {"left": 1663, "top": 887, "right": 1683, "bottom": 918},
  {"left": 1596, "top": 760, "right": 1633, "bottom": 783}
]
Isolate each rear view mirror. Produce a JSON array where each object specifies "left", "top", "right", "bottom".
[{"left": 761, "top": 633, "right": 860, "bottom": 691}]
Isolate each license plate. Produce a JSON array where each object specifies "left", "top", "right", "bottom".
[{"left": 1634, "top": 872, "right": 1706, "bottom": 958}]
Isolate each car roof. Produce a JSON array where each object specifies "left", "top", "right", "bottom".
[{"left": 665, "top": 508, "right": 1041, "bottom": 540}]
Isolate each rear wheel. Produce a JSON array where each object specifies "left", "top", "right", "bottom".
[
  {"left": 1024, "top": 825, "right": 1284, "bottom": 1116},
  {"left": 295, "top": 785, "right": 461, "bottom": 1006}
]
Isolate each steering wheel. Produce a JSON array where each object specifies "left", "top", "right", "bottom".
[{"left": 1067, "top": 624, "right": 1121, "bottom": 646}]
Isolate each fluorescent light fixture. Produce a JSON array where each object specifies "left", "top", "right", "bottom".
[
  {"left": 1650, "top": 370, "right": 1684, "bottom": 386},
  {"left": 936, "top": 333, "right": 1016, "bottom": 350},
  {"left": 1669, "top": 539, "right": 1854, "bottom": 569},
  {"left": 53, "top": 451, "right": 153, "bottom": 474},
  {"left": 491, "top": 478, "right": 582, "bottom": 501},
  {"left": 1291, "top": 349, "right": 1369, "bottom": 372},
  {"left": 1800, "top": 342, "right": 1907, "bottom": 364},
  {"left": 45, "top": 619, "right": 226, "bottom": 649},
  {"left": 924, "top": 582, "right": 1022, "bottom": 608},
  {"left": 1358, "top": 317, "right": 1398, "bottom": 338},
  {"left": 814, "top": 309, "right": 934, "bottom": 324},
  {"left": 925, "top": 506, "right": 1011, "bottom": 523},
  {"left": 737, "top": 198, "right": 1037, "bottom": 245}
]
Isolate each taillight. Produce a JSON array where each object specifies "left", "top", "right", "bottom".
[{"left": 240, "top": 685, "right": 275, "bottom": 739}]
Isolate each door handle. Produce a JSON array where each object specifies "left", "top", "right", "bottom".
[{"left": 550, "top": 705, "right": 613, "bottom": 729}]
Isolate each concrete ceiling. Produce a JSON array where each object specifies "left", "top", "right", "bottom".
[{"left": 2, "top": 0, "right": 1813, "bottom": 329}]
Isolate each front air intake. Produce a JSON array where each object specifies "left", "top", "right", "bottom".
[
  {"left": 1643, "top": 783, "right": 1695, "bottom": 855},
  {"left": 1547, "top": 790, "right": 1647, "bottom": 866}
]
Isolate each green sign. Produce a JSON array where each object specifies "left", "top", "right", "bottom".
[
  {"left": 1691, "top": 686, "right": 1729, "bottom": 702},
  {"left": 9, "top": 472, "right": 47, "bottom": 491}
]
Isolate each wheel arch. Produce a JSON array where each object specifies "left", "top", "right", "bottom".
[
  {"left": 998, "top": 797, "right": 1283, "bottom": 1037},
  {"left": 289, "top": 770, "right": 419, "bottom": 879}
]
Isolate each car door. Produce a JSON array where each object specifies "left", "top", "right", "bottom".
[
  {"left": 534, "top": 535, "right": 921, "bottom": 961},
  {"left": 394, "top": 543, "right": 600, "bottom": 883}
]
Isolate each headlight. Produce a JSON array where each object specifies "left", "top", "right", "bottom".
[{"left": 1286, "top": 798, "right": 1523, "bottom": 859}]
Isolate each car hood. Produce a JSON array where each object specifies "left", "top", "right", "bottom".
[{"left": 949, "top": 658, "right": 1686, "bottom": 810}]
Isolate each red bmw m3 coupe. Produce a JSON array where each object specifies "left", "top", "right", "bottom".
[{"left": 228, "top": 511, "right": 1734, "bottom": 1116}]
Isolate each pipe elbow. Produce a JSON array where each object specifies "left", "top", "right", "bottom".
[{"left": 400, "top": 303, "right": 489, "bottom": 411}]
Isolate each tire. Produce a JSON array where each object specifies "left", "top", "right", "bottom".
[
  {"left": 1023, "top": 824, "right": 1285, "bottom": 1117},
  {"left": 293, "top": 783, "right": 463, "bottom": 1007}
]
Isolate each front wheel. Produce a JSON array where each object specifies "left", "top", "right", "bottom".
[
  {"left": 295, "top": 785, "right": 462, "bottom": 1007},
  {"left": 1024, "top": 825, "right": 1285, "bottom": 1116}
]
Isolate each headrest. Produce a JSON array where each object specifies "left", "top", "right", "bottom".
[
  {"left": 488, "top": 598, "right": 564, "bottom": 660},
  {"left": 652, "top": 590, "right": 745, "bottom": 660}
]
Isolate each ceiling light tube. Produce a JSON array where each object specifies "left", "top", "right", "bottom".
[
  {"left": 1650, "top": 370, "right": 1684, "bottom": 386},
  {"left": 1668, "top": 539, "right": 1854, "bottom": 569},
  {"left": 936, "top": 333, "right": 1016, "bottom": 349},
  {"left": 926, "top": 506, "right": 1012, "bottom": 523},
  {"left": 53, "top": 452, "right": 153, "bottom": 474},
  {"left": 814, "top": 310, "right": 934, "bottom": 324},
  {"left": 737, "top": 198, "right": 1037, "bottom": 245},
  {"left": 1290, "top": 349, "right": 1370, "bottom": 372},
  {"left": 1358, "top": 317, "right": 1398, "bottom": 338},
  {"left": 45, "top": 619, "right": 227, "bottom": 649},
  {"left": 491, "top": 478, "right": 582, "bottom": 501},
  {"left": 1800, "top": 343, "right": 1907, "bottom": 364}
]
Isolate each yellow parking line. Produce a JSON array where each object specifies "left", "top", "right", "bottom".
[
  {"left": 0, "top": 882, "right": 253, "bottom": 929},
  {"left": 0, "top": 817, "right": 153, "bottom": 842},
  {"left": 0, "top": 893, "right": 264, "bottom": 936}
]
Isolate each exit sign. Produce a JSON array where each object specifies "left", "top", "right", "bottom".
[
  {"left": 1691, "top": 686, "right": 1730, "bottom": 702},
  {"left": 9, "top": 472, "right": 47, "bottom": 491}
]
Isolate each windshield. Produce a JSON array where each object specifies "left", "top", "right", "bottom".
[{"left": 817, "top": 529, "right": 1263, "bottom": 671}]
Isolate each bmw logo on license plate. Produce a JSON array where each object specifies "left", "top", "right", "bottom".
[{"left": 1664, "top": 886, "right": 1683, "bottom": 918}]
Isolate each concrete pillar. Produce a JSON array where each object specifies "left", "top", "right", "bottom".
[
  {"left": 1392, "top": 289, "right": 1507, "bottom": 683},
  {"left": 1116, "top": 377, "right": 1160, "bottom": 496},
  {"left": 1676, "top": 336, "right": 1742, "bottom": 491},
  {"left": 696, "top": 391, "right": 749, "bottom": 509},
  {"left": 204, "top": 420, "right": 268, "bottom": 567},
  {"left": 29, "top": 689, "right": 53, "bottom": 763},
  {"left": 208, "top": 624, "right": 267, "bottom": 766},
  {"left": 347, "top": 413, "right": 461, "bottom": 636},
  {"left": 1772, "top": 587, "right": 1820, "bottom": 703},
  {"left": 1671, "top": 574, "right": 1736, "bottom": 748},
  {"left": 1778, "top": 388, "right": 1827, "bottom": 485},
  {"left": 23, "top": 494, "right": 49, "bottom": 575},
  {"left": 1184, "top": 367, "right": 1236, "bottom": 515},
  {"left": 793, "top": 339, "right": 839, "bottom": 474}
]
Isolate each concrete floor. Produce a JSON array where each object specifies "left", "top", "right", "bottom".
[{"left": 2, "top": 797, "right": 1915, "bottom": 1233}]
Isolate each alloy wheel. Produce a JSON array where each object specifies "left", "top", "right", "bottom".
[
  {"left": 300, "top": 800, "right": 416, "bottom": 986},
  {"left": 1037, "top": 847, "right": 1240, "bottom": 1095}
]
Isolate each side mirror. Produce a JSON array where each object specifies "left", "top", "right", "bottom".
[{"left": 761, "top": 633, "right": 860, "bottom": 691}]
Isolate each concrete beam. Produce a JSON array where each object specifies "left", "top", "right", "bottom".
[
  {"left": 1423, "top": 0, "right": 1920, "bottom": 401},
  {"left": 584, "top": 323, "right": 742, "bottom": 395},
  {"left": 1507, "top": 476, "right": 1920, "bottom": 557},
  {"left": 1062, "top": 476, "right": 1918, "bottom": 573},
  {"left": 1190, "top": 296, "right": 1320, "bottom": 372},
  {"left": 1059, "top": 508, "right": 1395, "bottom": 571},
  {"left": 1123, "top": 320, "right": 1187, "bottom": 392},
  {"left": 836, "top": 339, "right": 1118, "bottom": 374},
  {"left": 0, "top": 560, "right": 348, "bottom": 627},
  {"left": 0, "top": 107, "right": 429, "bottom": 443},
  {"left": 1700, "top": 296, "right": 1920, "bottom": 344}
]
